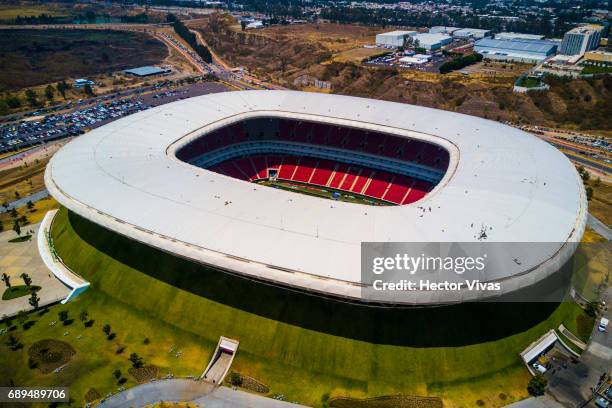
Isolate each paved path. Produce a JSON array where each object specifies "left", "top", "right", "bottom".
[
  {"left": 504, "top": 395, "right": 564, "bottom": 408},
  {"left": 99, "top": 379, "right": 306, "bottom": 408},
  {"left": 0, "top": 222, "right": 70, "bottom": 318},
  {"left": 587, "top": 213, "right": 612, "bottom": 241},
  {"left": 192, "top": 386, "right": 306, "bottom": 408}
]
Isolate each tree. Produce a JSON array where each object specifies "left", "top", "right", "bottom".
[
  {"left": 45, "top": 85, "right": 55, "bottom": 101},
  {"left": 28, "top": 292, "right": 39, "bottom": 309},
  {"left": 79, "top": 310, "right": 89, "bottom": 325},
  {"left": 1, "top": 273, "right": 10, "bottom": 289},
  {"left": 113, "top": 369, "right": 122, "bottom": 379},
  {"left": 229, "top": 371, "right": 242, "bottom": 386},
  {"left": 12, "top": 220, "right": 21, "bottom": 236},
  {"left": 20, "top": 273, "right": 31, "bottom": 287},
  {"left": 16, "top": 310, "right": 28, "bottom": 325},
  {"left": 58, "top": 310, "right": 68, "bottom": 322},
  {"left": 0, "top": 220, "right": 3, "bottom": 232},
  {"left": 83, "top": 84, "right": 94, "bottom": 97},
  {"left": 103, "top": 324, "right": 111, "bottom": 336},
  {"left": 5, "top": 334, "right": 22, "bottom": 350},
  {"left": 241, "top": 21, "right": 247, "bottom": 31},
  {"left": 56, "top": 81, "right": 69, "bottom": 99},
  {"left": 527, "top": 374, "right": 547, "bottom": 396},
  {"left": 129, "top": 352, "right": 144, "bottom": 368},
  {"left": 25, "top": 89, "right": 38, "bottom": 107},
  {"left": 26, "top": 200, "right": 34, "bottom": 210}
]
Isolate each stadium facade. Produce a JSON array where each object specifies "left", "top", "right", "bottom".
[{"left": 45, "top": 91, "right": 587, "bottom": 305}]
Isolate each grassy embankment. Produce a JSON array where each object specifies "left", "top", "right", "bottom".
[{"left": 0, "top": 209, "right": 595, "bottom": 406}]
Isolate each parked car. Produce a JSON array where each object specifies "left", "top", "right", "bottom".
[
  {"left": 599, "top": 317, "right": 609, "bottom": 332},
  {"left": 532, "top": 363, "right": 547, "bottom": 374}
]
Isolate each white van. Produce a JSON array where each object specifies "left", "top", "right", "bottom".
[{"left": 532, "top": 363, "right": 547, "bottom": 374}]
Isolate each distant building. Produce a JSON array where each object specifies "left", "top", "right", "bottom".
[
  {"left": 246, "top": 20, "right": 264, "bottom": 29},
  {"left": 124, "top": 66, "right": 172, "bottom": 77},
  {"left": 429, "top": 26, "right": 460, "bottom": 35},
  {"left": 399, "top": 54, "right": 432, "bottom": 65},
  {"left": 475, "top": 38, "right": 558, "bottom": 63},
  {"left": 414, "top": 33, "right": 452, "bottom": 51},
  {"left": 375, "top": 30, "right": 417, "bottom": 48},
  {"left": 453, "top": 28, "right": 492, "bottom": 40},
  {"left": 496, "top": 32, "right": 545, "bottom": 41},
  {"left": 559, "top": 25, "right": 604, "bottom": 56},
  {"left": 73, "top": 79, "right": 95, "bottom": 88},
  {"left": 584, "top": 50, "right": 612, "bottom": 63}
]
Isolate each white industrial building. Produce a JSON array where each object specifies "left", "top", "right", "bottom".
[
  {"left": 399, "top": 54, "right": 432, "bottom": 64},
  {"left": 496, "top": 32, "right": 545, "bottom": 41},
  {"left": 475, "top": 38, "right": 559, "bottom": 63},
  {"left": 453, "top": 28, "right": 492, "bottom": 40},
  {"left": 414, "top": 33, "right": 452, "bottom": 51},
  {"left": 429, "top": 26, "right": 460, "bottom": 35},
  {"left": 375, "top": 30, "right": 417, "bottom": 47}
]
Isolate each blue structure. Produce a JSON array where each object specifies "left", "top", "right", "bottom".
[
  {"left": 475, "top": 38, "right": 558, "bottom": 63},
  {"left": 124, "top": 66, "right": 171, "bottom": 77}
]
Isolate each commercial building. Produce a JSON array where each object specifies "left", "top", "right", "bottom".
[
  {"left": 496, "top": 32, "right": 545, "bottom": 41},
  {"left": 414, "top": 33, "right": 452, "bottom": 51},
  {"left": 73, "top": 79, "right": 95, "bottom": 88},
  {"left": 584, "top": 50, "right": 612, "bottom": 63},
  {"left": 375, "top": 30, "right": 417, "bottom": 48},
  {"left": 453, "top": 28, "right": 491, "bottom": 40},
  {"left": 124, "top": 66, "right": 172, "bottom": 77},
  {"left": 399, "top": 54, "right": 432, "bottom": 64},
  {"left": 559, "top": 25, "right": 604, "bottom": 56},
  {"left": 475, "top": 38, "right": 558, "bottom": 63}
]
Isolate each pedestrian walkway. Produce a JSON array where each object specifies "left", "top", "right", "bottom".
[
  {"left": 37, "top": 210, "right": 89, "bottom": 303},
  {"left": 0, "top": 189, "right": 49, "bottom": 213},
  {"left": 587, "top": 213, "right": 612, "bottom": 241},
  {"left": 0, "top": 221, "right": 70, "bottom": 318}
]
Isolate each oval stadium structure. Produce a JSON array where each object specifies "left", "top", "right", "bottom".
[{"left": 45, "top": 90, "right": 588, "bottom": 305}]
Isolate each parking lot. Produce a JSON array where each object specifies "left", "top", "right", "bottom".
[{"left": 0, "top": 81, "right": 229, "bottom": 154}]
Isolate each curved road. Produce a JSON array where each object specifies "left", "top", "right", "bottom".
[{"left": 99, "top": 379, "right": 305, "bottom": 408}]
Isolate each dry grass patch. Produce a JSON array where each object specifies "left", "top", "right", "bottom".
[
  {"left": 129, "top": 365, "right": 159, "bottom": 383},
  {"left": 329, "top": 394, "right": 443, "bottom": 408},
  {"left": 28, "top": 339, "right": 76, "bottom": 374}
]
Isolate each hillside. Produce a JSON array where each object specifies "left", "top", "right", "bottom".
[
  {"left": 194, "top": 17, "right": 611, "bottom": 133},
  {"left": 0, "top": 29, "right": 168, "bottom": 90}
]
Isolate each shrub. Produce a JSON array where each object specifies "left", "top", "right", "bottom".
[
  {"left": 229, "top": 371, "right": 243, "bottom": 386},
  {"left": 527, "top": 374, "right": 547, "bottom": 396}
]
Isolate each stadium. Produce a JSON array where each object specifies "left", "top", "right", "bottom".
[{"left": 44, "top": 90, "right": 587, "bottom": 306}]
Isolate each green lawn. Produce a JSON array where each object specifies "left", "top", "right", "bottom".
[
  {"left": 0, "top": 207, "right": 593, "bottom": 407},
  {"left": 257, "top": 180, "right": 393, "bottom": 206},
  {"left": 581, "top": 65, "right": 612, "bottom": 75},
  {"left": 2, "top": 285, "right": 41, "bottom": 300}
]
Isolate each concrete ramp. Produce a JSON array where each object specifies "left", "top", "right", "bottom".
[{"left": 201, "top": 337, "right": 239, "bottom": 385}]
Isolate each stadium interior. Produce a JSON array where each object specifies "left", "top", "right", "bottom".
[{"left": 176, "top": 117, "right": 450, "bottom": 205}]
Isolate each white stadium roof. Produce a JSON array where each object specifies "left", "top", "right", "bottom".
[{"left": 46, "top": 91, "right": 587, "bottom": 304}]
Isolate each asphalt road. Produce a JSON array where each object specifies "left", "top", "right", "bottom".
[
  {"left": 547, "top": 141, "right": 612, "bottom": 174},
  {"left": 546, "top": 286, "right": 612, "bottom": 407}
]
